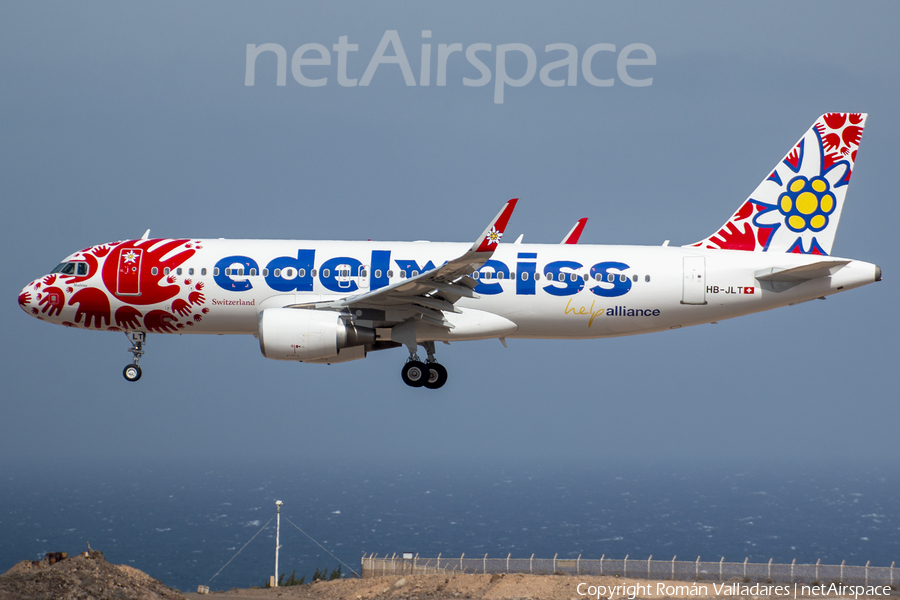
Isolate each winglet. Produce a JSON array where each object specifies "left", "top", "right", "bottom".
[
  {"left": 561, "top": 218, "right": 588, "bottom": 244},
  {"left": 472, "top": 199, "right": 518, "bottom": 253}
]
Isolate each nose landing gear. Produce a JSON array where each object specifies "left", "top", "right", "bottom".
[
  {"left": 123, "top": 332, "right": 146, "bottom": 382},
  {"left": 401, "top": 341, "right": 448, "bottom": 389}
]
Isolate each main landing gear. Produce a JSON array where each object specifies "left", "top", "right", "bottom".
[
  {"left": 123, "top": 332, "right": 146, "bottom": 382},
  {"left": 401, "top": 341, "right": 448, "bottom": 389}
]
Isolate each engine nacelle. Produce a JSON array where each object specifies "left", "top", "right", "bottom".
[{"left": 258, "top": 308, "right": 375, "bottom": 363}]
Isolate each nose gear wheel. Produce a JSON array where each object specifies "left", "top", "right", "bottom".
[{"left": 123, "top": 332, "right": 146, "bottom": 382}]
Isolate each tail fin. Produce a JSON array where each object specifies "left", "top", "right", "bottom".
[{"left": 689, "top": 113, "right": 867, "bottom": 255}]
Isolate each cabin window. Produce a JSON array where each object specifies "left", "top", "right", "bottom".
[
  {"left": 387, "top": 270, "right": 393, "bottom": 278},
  {"left": 360, "top": 269, "right": 367, "bottom": 278},
  {"left": 619, "top": 274, "right": 627, "bottom": 283},
  {"left": 152, "top": 267, "right": 159, "bottom": 276},
  {"left": 645, "top": 275, "right": 651, "bottom": 282},
  {"left": 262, "top": 269, "right": 268, "bottom": 277},
  {"left": 189, "top": 268, "right": 194, "bottom": 276},
  {"left": 311, "top": 269, "right": 317, "bottom": 277},
  {"left": 595, "top": 274, "right": 602, "bottom": 281},
  {"left": 201, "top": 268, "right": 207, "bottom": 276},
  {"left": 274, "top": 268, "right": 281, "bottom": 277},
  {"left": 164, "top": 267, "right": 171, "bottom": 276},
  {"left": 374, "top": 269, "right": 382, "bottom": 278},
  {"left": 322, "top": 268, "right": 331, "bottom": 278},
  {"left": 607, "top": 274, "right": 614, "bottom": 283},
  {"left": 472, "top": 271, "right": 480, "bottom": 280},
  {"left": 411, "top": 270, "right": 419, "bottom": 277},
  {"left": 400, "top": 270, "right": 406, "bottom": 278},
  {"left": 286, "top": 268, "right": 294, "bottom": 278},
  {"left": 509, "top": 271, "right": 515, "bottom": 279},
  {"left": 570, "top": 273, "right": 577, "bottom": 282},
  {"left": 633, "top": 274, "right": 638, "bottom": 282},
  {"left": 176, "top": 268, "right": 182, "bottom": 276},
  {"left": 298, "top": 268, "right": 305, "bottom": 278},
  {"left": 534, "top": 273, "right": 540, "bottom": 280},
  {"left": 250, "top": 268, "right": 257, "bottom": 276},
  {"left": 497, "top": 272, "right": 505, "bottom": 280},
  {"left": 521, "top": 272, "right": 529, "bottom": 281},
  {"left": 213, "top": 268, "right": 218, "bottom": 276}
]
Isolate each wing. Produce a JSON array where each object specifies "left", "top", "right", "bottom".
[{"left": 290, "top": 199, "right": 519, "bottom": 329}]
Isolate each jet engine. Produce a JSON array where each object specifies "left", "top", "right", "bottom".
[{"left": 258, "top": 308, "right": 375, "bottom": 363}]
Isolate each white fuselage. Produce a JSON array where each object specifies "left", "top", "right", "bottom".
[{"left": 19, "top": 238, "right": 879, "bottom": 342}]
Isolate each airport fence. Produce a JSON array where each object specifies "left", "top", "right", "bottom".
[{"left": 361, "top": 554, "right": 898, "bottom": 588}]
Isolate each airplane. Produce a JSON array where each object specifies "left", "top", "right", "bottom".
[{"left": 18, "top": 113, "right": 881, "bottom": 389}]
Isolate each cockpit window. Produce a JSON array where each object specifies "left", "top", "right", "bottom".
[{"left": 51, "top": 261, "right": 87, "bottom": 275}]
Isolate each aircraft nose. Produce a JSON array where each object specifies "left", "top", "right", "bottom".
[{"left": 18, "top": 282, "right": 38, "bottom": 315}]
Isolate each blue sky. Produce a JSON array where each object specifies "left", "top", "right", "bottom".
[{"left": 2, "top": 1, "right": 897, "bottom": 467}]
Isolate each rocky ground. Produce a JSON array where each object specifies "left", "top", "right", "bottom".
[
  {"left": 181, "top": 573, "right": 898, "bottom": 600},
  {"left": 0, "top": 551, "right": 186, "bottom": 600},
  {"left": 3, "top": 559, "right": 895, "bottom": 600},
  {"left": 184, "top": 573, "right": 685, "bottom": 600}
]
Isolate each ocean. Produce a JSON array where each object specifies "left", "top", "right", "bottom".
[{"left": 1, "top": 460, "right": 898, "bottom": 593}]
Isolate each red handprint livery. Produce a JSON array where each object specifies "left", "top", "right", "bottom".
[
  {"left": 101, "top": 239, "right": 196, "bottom": 305},
  {"left": 18, "top": 237, "right": 211, "bottom": 335},
  {"left": 144, "top": 309, "right": 179, "bottom": 333},
  {"left": 38, "top": 287, "right": 66, "bottom": 317},
  {"left": 69, "top": 287, "right": 111, "bottom": 329},
  {"left": 115, "top": 306, "right": 143, "bottom": 330}
]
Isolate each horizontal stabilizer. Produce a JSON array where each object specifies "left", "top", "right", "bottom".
[{"left": 755, "top": 260, "right": 850, "bottom": 282}]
